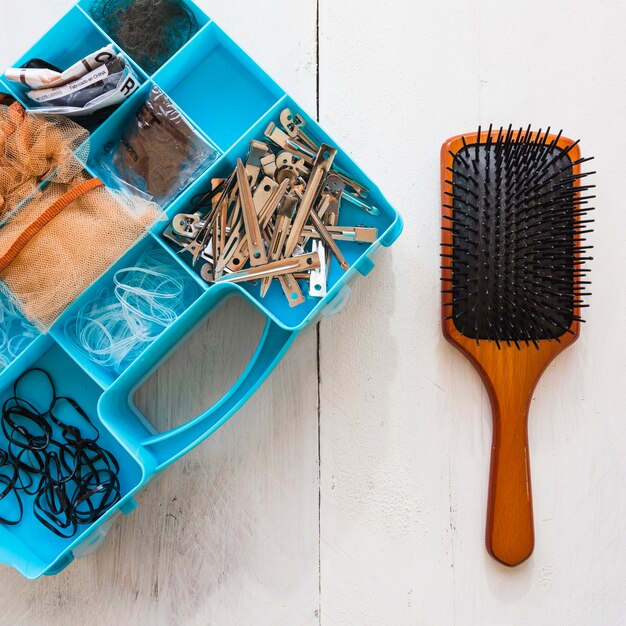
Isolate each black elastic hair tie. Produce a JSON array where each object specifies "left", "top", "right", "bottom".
[{"left": 0, "top": 368, "right": 121, "bottom": 537}]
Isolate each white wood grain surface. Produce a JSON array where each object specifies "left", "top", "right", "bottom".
[{"left": 1, "top": 1, "right": 625, "bottom": 624}]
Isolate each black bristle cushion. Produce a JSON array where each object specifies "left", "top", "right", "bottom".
[{"left": 448, "top": 127, "right": 593, "bottom": 345}]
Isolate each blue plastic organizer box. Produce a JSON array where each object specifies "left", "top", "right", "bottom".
[{"left": 0, "top": 0, "right": 403, "bottom": 578}]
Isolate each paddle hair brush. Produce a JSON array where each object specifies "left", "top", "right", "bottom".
[{"left": 440, "top": 126, "right": 594, "bottom": 566}]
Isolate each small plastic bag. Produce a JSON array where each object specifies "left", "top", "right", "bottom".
[{"left": 102, "top": 85, "right": 219, "bottom": 205}]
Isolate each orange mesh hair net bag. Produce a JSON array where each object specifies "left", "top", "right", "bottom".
[{"left": 0, "top": 103, "right": 163, "bottom": 329}]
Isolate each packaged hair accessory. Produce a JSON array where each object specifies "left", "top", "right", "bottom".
[
  {"left": 103, "top": 85, "right": 218, "bottom": 205},
  {"left": 6, "top": 45, "right": 140, "bottom": 118}
]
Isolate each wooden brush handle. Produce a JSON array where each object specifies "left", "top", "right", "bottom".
[
  {"left": 486, "top": 395, "right": 534, "bottom": 566},
  {"left": 441, "top": 338, "right": 577, "bottom": 566}
]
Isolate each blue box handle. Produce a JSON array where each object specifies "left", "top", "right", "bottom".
[
  {"left": 98, "top": 285, "right": 297, "bottom": 471},
  {"left": 141, "top": 319, "right": 295, "bottom": 469}
]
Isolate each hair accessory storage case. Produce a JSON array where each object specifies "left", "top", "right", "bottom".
[{"left": 0, "top": 0, "right": 403, "bottom": 578}]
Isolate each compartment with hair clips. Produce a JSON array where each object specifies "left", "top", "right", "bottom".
[
  {"left": 0, "top": 0, "right": 402, "bottom": 579},
  {"left": 160, "top": 96, "right": 398, "bottom": 329}
]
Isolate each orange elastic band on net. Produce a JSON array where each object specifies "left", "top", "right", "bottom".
[{"left": 0, "top": 178, "right": 104, "bottom": 273}]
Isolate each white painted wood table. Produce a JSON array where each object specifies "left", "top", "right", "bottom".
[{"left": 1, "top": 0, "right": 625, "bottom": 624}]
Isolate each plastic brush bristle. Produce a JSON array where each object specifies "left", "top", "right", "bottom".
[{"left": 443, "top": 126, "right": 594, "bottom": 348}]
